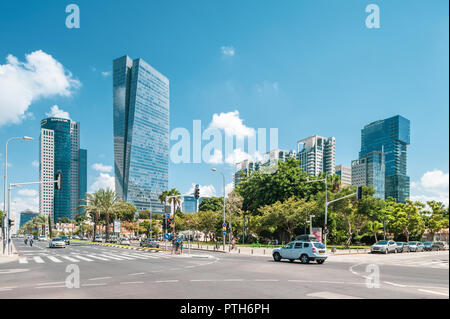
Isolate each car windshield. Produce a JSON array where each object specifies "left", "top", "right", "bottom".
[
  {"left": 375, "top": 241, "right": 388, "bottom": 245},
  {"left": 408, "top": 242, "right": 417, "bottom": 245},
  {"left": 313, "top": 243, "right": 325, "bottom": 249},
  {"left": 396, "top": 243, "right": 403, "bottom": 246},
  {"left": 53, "top": 238, "right": 63, "bottom": 241},
  {"left": 424, "top": 242, "right": 432, "bottom": 245}
]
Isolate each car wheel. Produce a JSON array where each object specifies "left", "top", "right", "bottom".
[
  {"left": 273, "top": 252, "right": 281, "bottom": 262},
  {"left": 316, "top": 259, "right": 325, "bottom": 264},
  {"left": 384, "top": 249, "right": 389, "bottom": 254},
  {"left": 394, "top": 248, "right": 397, "bottom": 253},
  {"left": 300, "top": 254, "right": 309, "bottom": 264}
]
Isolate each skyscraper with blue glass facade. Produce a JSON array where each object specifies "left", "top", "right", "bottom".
[
  {"left": 113, "top": 55, "right": 169, "bottom": 213},
  {"left": 359, "top": 115, "right": 410, "bottom": 203},
  {"left": 40, "top": 118, "right": 87, "bottom": 223},
  {"left": 78, "top": 149, "right": 87, "bottom": 214}
]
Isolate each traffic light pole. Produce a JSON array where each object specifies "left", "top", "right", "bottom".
[{"left": 6, "top": 179, "right": 60, "bottom": 255}]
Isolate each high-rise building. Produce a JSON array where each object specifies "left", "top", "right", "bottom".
[
  {"left": 335, "top": 165, "right": 352, "bottom": 186},
  {"left": 19, "top": 210, "right": 39, "bottom": 229},
  {"left": 182, "top": 196, "right": 198, "bottom": 213},
  {"left": 79, "top": 149, "right": 87, "bottom": 214},
  {"left": 113, "top": 55, "right": 169, "bottom": 213},
  {"left": 40, "top": 117, "right": 87, "bottom": 222},
  {"left": 359, "top": 115, "right": 410, "bottom": 202},
  {"left": 351, "top": 151, "right": 385, "bottom": 199},
  {"left": 297, "top": 135, "right": 336, "bottom": 176}
]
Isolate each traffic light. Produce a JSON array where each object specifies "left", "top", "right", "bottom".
[
  {"left": 194, "top": 184, "right": 200, "bottom": 200},
  {"left": 8, "top": 219, "right": 14, "bottom": 228},
  {"left": 357, "top": 186, "right": 363, "bottom": 200},
  {"left": 55, "top": 171, "right": 62, "bottom": 190}
]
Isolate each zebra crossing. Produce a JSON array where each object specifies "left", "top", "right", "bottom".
[{"left": 18, "top": 250, "right": 174, "bottom": 265}]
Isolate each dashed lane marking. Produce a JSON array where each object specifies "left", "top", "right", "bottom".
[
  {"left": 417, "top": 289, "right": 449, "bottom": 297},
  {"left": 307, "top": 291, "right": 363, "bottom": 299},
  {"left": 88, "top": 277, "right": 111, "bottom": 281}
]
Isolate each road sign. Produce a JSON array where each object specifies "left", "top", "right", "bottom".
[
  {"left": 113, "top": 221, "right": 121, "bottom": 233},
  {"left": 166, "top": 213, "right": 170, "bottom": 219},
  {"left": 164, "top": 233, "right": 169, "bottom": 240},
  {"left": 222, "top": 230, "right": 227, "bottom": 235},
  {"left": 222, "top": 227, "right": 226, "bottom": 231},
  {"left": 222, "top": 222, "right": 227, "bottom": 227}
]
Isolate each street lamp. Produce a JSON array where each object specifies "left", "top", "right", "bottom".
[
  {"left": 211, "top": 168, "right": 226, "bottom": 251},
  {"left": 3, "top": 136, "right": 33, "bottom": 255}
]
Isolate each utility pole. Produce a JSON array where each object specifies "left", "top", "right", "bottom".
[{"left": 309, "top": 215, "right": 315, "bottom": 235}]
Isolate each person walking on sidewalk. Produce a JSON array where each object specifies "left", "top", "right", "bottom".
[
  {"left": 231, "top": 237, "right": 236, "bottom": 250},
  {"left": 180, "top": 240, "right": 184, "bottom": 254}
]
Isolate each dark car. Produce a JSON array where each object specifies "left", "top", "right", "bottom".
[
  {"left": 396, "top": 242, "right": 409, "bottom": 253},
  {"left": 60, "top": 236, "right": 70, "bottom": 245},
  {"left": 140, "top": 238, "right": 160, "bottom": 248},
  {"left": 423, "top": 242, "right": 435, "bottom": 251}
]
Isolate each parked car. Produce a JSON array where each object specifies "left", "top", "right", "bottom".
[
  {"left": 396, "top": 242, "right": 409, "bottom": 253},
  {"left": 38, "top": 235, "right": 47, "bottom": 241},
  {"left": 107, "top": 236, "right": 119, "bottom": 243},
  {"left": 119, "top": 237, "right": 131, "bottom": 245},
  {"left": 371, "top": 240, "right": 397, "bottom": 254},
  {"left": 72, "top": 235, "right": 80, "bottom": 240},
  {"left": 432, "top": 241, "right": 449, "bottom": 251},
  {"left": 272, "top": 240, "right": 328, "bottom": 264},
  {"left": 140, "top": 238, "right": 160, "bottom": 248},
  {"left": 423, "top": 242, "right": 435, "bottom": 251},
  {"left": 408, "top": 241, "right": 424, "bottom": 252},
  {"left": 94, "top": 236, "right": 103, "bottom": 242},
  {"left": 49, "top": 237, "right": 66, "bottom": 248}
]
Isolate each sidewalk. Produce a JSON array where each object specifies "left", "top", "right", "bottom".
[
  {"left": 0, "top": 238, "right": 19, "bottom": 264},
  {"left": 186, "top": 243, "right": 370, "bottom": 256}
]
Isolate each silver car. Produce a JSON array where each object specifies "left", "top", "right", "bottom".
[
  {"left": 407, "top": 241, "right": 424, "bottom": 252},
  {"left": 49, "top": 237, "right": 66, "bottom": 248},
  {"left": 371, "top": 240, "right": 397, "bottom": 254}
]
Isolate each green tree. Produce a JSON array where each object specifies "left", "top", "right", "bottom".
[
  {"left": 390, "top": 200, "right": 425, "bottom": 242},
  {"left": 199, "top": 197, "right": 223, "bottom": 212}
]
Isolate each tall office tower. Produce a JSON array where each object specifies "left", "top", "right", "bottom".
[
  {"left": 360, "top": 115, "right": 410, "bottom": 202},
  {"left": 297, "top": 135, "right": 336, "bottom": 176},
  {"left": 113, "top": 55, "right": 170, "bottom": 213},
  {"left": 19, "top": 210, "right": 39, "bottom": 229},
  {"left": 182, "top": 196, "right": 198, "bottom": 213},
  {"left": 335, "top": 165, "right": 352, "bottom": 186},
  {"left": 40, "top": 118, "right": 87, "bottom": 223},
  {"left": 78, "top": 149, "right": 87, "bottom": 214},
  {"left": 351, "top": 151, "right": 385, "bottom": 199}
]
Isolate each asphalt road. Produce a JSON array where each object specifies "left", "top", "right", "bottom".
[{"left": 0, "top": 239, "right": 448, "bottom": 299}]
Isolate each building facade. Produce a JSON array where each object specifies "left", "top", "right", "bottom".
[
  {"left": 40, "top": 117, "right": 87, "bottom": 223},
  {"left": 182, "top": 196, "right": 198, "bottom": 213},
  {"left": 297, "top": 135, "right": 335, "bottom": 176},
  {"left": 19, "top": 210, "right": 39, "bottom": 229},
  {"left": 113, "top": 55, "right": 170, "bottom": 213},
  {"left": 351, "top": 151, "right": 385, "bottom": 199},
  {"left": 335, "top": 165, "right": 352, "bottom": 186},
  {"left": 359, "top": 115, "right": 410, "bottom": 202}
]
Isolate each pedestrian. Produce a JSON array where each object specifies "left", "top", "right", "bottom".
[
  {"left": 175, "top": 236, "right": 181, "bottom": 254},
  {"left": 231, "top": 237, "right": 236, "bottom": 250},
  {"left": 180, "top": 240, "right": 184, "bottom": 254}
]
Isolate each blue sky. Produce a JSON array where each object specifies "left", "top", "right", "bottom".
[{"left": 0, "top": 0, "right": 448, "bottom": 219}]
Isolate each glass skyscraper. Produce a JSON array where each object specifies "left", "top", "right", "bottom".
[
  {"left": 359, "top": 115, "right": 410, "bottom": 203},
  {"left": 78, "top": 149, "right": 87, "bottom": 214},
  {"left": 40, "top": 118, "right": 87, "bottom": 223},
  {"left": 113, "top": 55, "right": 169, "bottom": 213}
]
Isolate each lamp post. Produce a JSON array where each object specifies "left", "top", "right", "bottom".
[
  {"left": 3, "top": 136, "right": 33, "bottom": 255},
  {"left": 211, "top": 168, "right": 226, "bottom": 251}
]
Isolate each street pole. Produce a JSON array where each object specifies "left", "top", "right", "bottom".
[
  {"left": 309, "top": 215, "right": 315, "bottom": 235},
  {"left": 324, "top": 176, "right": 328, "bottom": 247},
  {"left": 3, "top": 136, "right": 33, "bottom": 256}
]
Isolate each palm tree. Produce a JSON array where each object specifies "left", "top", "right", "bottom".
[
  {"left": 98, "top": 188, "right": 122, "bottom": 242},
  {"left": 159, "top": 188, "right": 181, "bottom": 234},
  {"left": 79, "top": 191, "right": 103, "bottom": 240},
  {"left": 33, "top": 214, "right": 48, "bottom": 235}
]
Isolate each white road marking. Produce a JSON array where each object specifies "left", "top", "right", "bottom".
[
  {"left": 156, "top": 280, "right": 179, "bottom": 283},
  {"left": 118, "top": 253, "right": 148, "bottom": 260},
  {"left": 60, "top": 256, "right": 79, "bottom": 262},
  {"left": 97, "top": 254, "right": 127, "bottom": 260},
  {"left": 46, "top": 256, "right": 62, "bottom": 263},
  {"left": 88, "top": 277, "right": 111, "bottom": 281},
  {"left": 35, "top": 285, "right": 66, "bottom": 289},
  {"left": 19, "top": 258, "right": 28, "bottom": 264},
  {"left": 383, "top": 281, "right": 407, "bottom": 288},
  {"left": 104, "top": 253, "right": 135, "bottom": 260},
  {"left": 417, "top": 289, "right": 449, "bottom": 297},
  {"left": 223, "top": 279, "right": 244, "bottom": 282},
  {"left": 72, "top": 255, "right": 93, "bottom": 262},
  {"left": 253, "top": 279, "right": 279, "bottom": 282},
  {"left": 120, "top": 281, "right": 144, "bottom": 285},
  {"left": 128, "top": 272, "right": 145, "bottom": 276},
  {"left": 82, "top": 283, "right": 106, "bottom": 287},
  {"left": 36, "top": 282, "right": 65, "bottom": 286},
  {"left": 190, "top": 279, "right": 215, "bottom": 282},
  {"left": 307, "top": 291, "right": 363, "bottom": 299},
  {"left": 33, "top": 256, "right": 45, "bottom": 263},
  {"left": 85, "top": 254, "right": 110, "bottom": 261}
]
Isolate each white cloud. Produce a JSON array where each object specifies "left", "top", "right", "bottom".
[
  {"left": 206, "top": 149, "right": 223, "bottom": 164},
  {"left": 411, "top": 170, "right": 449, "bottom": 206},
  {"left": 208, "top": 110, "right": 255, "bottom": 139},
  {"left": 101, "top": 71, "right": 111, "bottom": 77},
  {"left": 225, "top": 182, "right": 234, "bottom": 197},
  {"left": 31, "top": 160, "right": 39, "bottom": 168},
  {"left": 0, "top": 50, "right": 80, "bottom": 127},
  {"left": 188, "top": 184, "right": 216, "bottom": 198},
  {"left": 221, "top": 46, "right": 235, "bottom": 57},
  {"left": 92, "top": 163, "right": 113, "bottom": 173},
  {"left": 46, "top": 105, "right": 70, "bottom": 119},
  {"left": 17, "top": 189, "right": 38, "bottom": 197},
  {"left": 89, "top": 173, "right": 115, "bottom": 192},
  {"left": 225, "top": 148, "right": 252, "bottom": 165}
]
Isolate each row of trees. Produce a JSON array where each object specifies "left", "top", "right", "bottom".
[{"left": 172, "top": 159, "right": 449, "bottom": 246}]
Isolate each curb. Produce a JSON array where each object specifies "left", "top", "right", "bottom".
[{"left": 72, "top": 240, "right": 167, "bottom": 252}]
